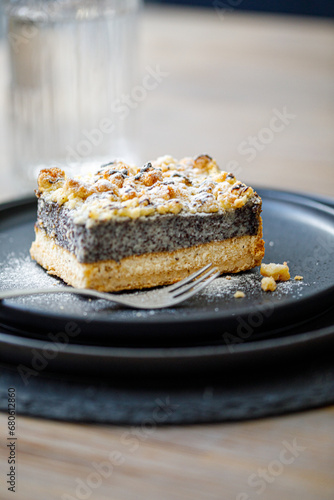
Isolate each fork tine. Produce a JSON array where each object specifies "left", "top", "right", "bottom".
[
  {"left": 170, "top": 271, "right": 221, "bottom": 305},
  {"left": 172, "top": 267, "right": 219, "bottom": 297},
  {"left": 165, "top": 263, "right": 213, "bottom": 292}
]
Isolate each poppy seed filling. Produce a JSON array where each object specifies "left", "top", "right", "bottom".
[{"left": 36, "top": 199, "right": 261, "bottom": 263}]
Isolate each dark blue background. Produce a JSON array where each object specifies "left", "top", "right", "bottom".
[{"left": 145, "top": 0, "right": 334, "bottom": 18}]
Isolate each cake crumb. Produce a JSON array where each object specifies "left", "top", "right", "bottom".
[
  {"left": 294, "top": 275, "right": 303, "bottom": 280},
  {"left": 260, "top": 262, "right": 290, "bottom": 281},
  {"left": 234, "top": 290, "right": 245, "bottom": 298},
  {"left": 261, "top": 276, "right": 277, "bottom": 292},
  {"left": 225, "top": 276, "right": 231, "bottom": 280}
]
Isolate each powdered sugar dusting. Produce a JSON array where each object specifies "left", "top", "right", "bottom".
[
  {"left": 0, "top": 253, "right": 69, "bottom": 308},
  {"left": 0, "top": 253, "right": 62, "bottom": 290},
  {"left": 200, "top": 273, "right": 307, "bottom": 301}
]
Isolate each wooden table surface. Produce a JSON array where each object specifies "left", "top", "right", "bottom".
[{"left": 0, "top": 5, "right": 334, "bottom": 499}]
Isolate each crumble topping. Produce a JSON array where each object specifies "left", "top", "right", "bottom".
[
  {"left": 294, "top": 275, "right": 303, "bottom": 280},
  {"left": 234, "top": 290, "right": 245, "bottom": 298},
  {"left": 36, "top": 155, "right": 258, "bottom": 225},
  {"left": 260, "top": 262, "right": 290, "bottom": 282},
  {"left": 261, "top": 276, "right": 277, "bottom": 292}
]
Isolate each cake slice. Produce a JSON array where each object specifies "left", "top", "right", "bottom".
[{"left": 30, "top": 155, "right": 265, "bottom": 291}]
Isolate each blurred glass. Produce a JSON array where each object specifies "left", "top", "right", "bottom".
[
  {"left": 0, "top": 2, "right": 4, "bottom": 39},
  {"left": 5, "top": 0, "right": 141, "bottom": 185}
]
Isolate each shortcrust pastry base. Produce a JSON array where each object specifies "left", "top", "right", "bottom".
[{"left": 30, "top": 227, "right": 265, "bottom": 292}]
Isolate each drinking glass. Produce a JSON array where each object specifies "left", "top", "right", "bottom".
[{"left": 5, "top": 0, "right": 141, "bottom": 185}]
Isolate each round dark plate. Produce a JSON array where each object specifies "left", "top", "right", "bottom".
[
  {"left": 1, "top": 306, "right": 334, "bottom": 423},
  {"left": 0, "top": 305, "right": 334, "bottom": 376},
  {"left": 0, "top": 189, "right": 333, "bottom": 347},
  {"left": 1, "top": 190, "right": 333, "bottom": 424}
]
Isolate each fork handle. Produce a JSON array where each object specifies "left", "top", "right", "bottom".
[
  {"left": 0, "top": 287, "right": 152, "bottom": 309},
  {"left": 0, "top": 287, "right": 123, "bottom": 303}
]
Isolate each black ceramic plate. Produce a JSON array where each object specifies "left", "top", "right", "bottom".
[
  {"left": 1, "top": 309, "right": 334, "bottom": 425},
  {"left": 0, "top": 305, "right": 334, "bottom": 376},
  {"left": 0, "top": 189, "right": 333, "bottom": 347}
]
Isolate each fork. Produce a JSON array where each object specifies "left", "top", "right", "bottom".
[{"left": 0, "top": 264, "right": 220, "bottom": 309}]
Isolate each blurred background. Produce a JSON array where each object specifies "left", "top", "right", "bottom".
[
  {"left": 138, "top": 0, "right": 334, "bottom": 193},
  {"left": 146, "top": 0, "right": 334, "bottom": 17},
  {"left": 0, "top": 0, "right": 333, "bottom": 201}
]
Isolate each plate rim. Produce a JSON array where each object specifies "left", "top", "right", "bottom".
[{"left": 1, "top": 317, "right": 334, "bottom": 362}]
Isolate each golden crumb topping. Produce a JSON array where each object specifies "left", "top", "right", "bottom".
[
  {"left": 36, "top": 155, "right": 258, "bottom": 224},
  {"left": 260, "top": 262, "right": 290, "bottom": 281},
  {"left": 261, "top": 276, "right": 277, "bottom": 292}
]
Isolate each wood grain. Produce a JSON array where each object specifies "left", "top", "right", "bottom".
[
  {"left": 0, "top": 6, "right": 334, "bottom": 500},
  {"left": 0, "top": 408, "right": 334, "bottom": 500}
]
